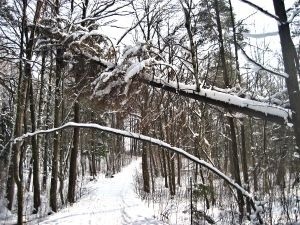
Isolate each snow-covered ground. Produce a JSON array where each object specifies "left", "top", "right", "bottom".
[{"left": 28, "top": 159, "right": 166, "bottom": 225}]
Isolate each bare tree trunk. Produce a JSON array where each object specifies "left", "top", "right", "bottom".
[
  {"left": 50, "top": 47, "right": 63, "bottom": 212},
  {"left": 59, "top": 68, "right": 67, "bottom": 206},
  {"left": 142, "top": 143, "right": 150, "bottom": 193},
  {"left": 228, "top": 0, "right": 250, "bottom": 217},
  {"left": 181, "top": 0, "right": 200, "bottom": 91},
  {"left": 26, "top": 158, "right": 33, "bottom": 191},
  {"left": 68, "top": 95, "right": 80, "bottom": 203},
  {"left": 162, "top": 150, "right": 168, "bottom": 188},
  {"left": 177, "top": 154, "right": 181, "bottom": 186},
  {"left": 25, "top": 0, "right": 45, "bottom": 211},
  {"left": 273, "top": 0, "right": 300, "bottom": 153},
  {"left": 170, "top": 153, "right": 176, "bottom": 195},
  {"left": 214, "top": 0, "right": 230, "bottom": 87},
  {"left": 43, "top": 56, "right": 53, "bottom": 191},
  {"left": 149, "top": 150, "right": 155, "bottom": 193},
  {"left": 29, "top": 69, "right": 41, "bottom": 213},
  {"left": 91, "top": 129, "right": 97, "bottom": 178},
  {"left": 240, "top": 123, "right": 251, "bottom": 217},
  {"left": 214, "top": 0, "right": 244, "bottom": 219},
  {"left": 228, "top": 118, "right": 245, "bottom": 220}
]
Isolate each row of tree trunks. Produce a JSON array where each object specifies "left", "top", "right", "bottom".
[{"left": 5, "top": 1, "right": 45, "bottom": 224}]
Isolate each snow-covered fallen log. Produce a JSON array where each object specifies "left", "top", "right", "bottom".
[{"left": 144, "top": 74, "right": 291, "bottom": 125}]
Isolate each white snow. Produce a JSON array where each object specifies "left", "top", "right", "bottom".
[
  {"left": 29, "top": 160, "right": 166, "bottom": 225},
  {"left": 122, "top": 44, "right": 143, "bottom": 60},
  {"left": 293, "top": 151, "right": 300, "bottom": 158},
  {"left": 0, "top": 199, "right": 12, "bottom": 221},
  {"left": 79, "top": 30, "right": 105, "bottom": 44}
]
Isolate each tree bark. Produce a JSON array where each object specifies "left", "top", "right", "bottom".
[
  {"left": 142, "top": 143, "right": 150, "bottom": 193},
  {"left": 50, "top": 47, "right": 63, "bottom": 212},
  {"left": 28, "top": 71, "right": 41, "bottom": 213},
  {"left": 68, "top": 97, "right": 80, "bottom": 203},
  {"left": 215, "top": 0, "right": 244, "bottom": 219},
  {"left": 228, "top": 118, "right": 245, "bottom": 220},
  {"left": 43, "top": 56, "right": 53, "bottom": 191},
  {"left": 273, "top": 0, "right": 300, "bottom": 153},
  {"left": 240, "top": 122, "right": 251, "bottom": 217}
]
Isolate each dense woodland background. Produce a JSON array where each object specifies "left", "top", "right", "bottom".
[{"left": 0, "top": 0, "right": 300, "bottom": 224}]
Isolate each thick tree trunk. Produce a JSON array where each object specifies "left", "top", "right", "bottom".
[
  {"left": 142, "top": 143, "right": 150, "bottom": 193},
  {"left": 43, "top": 59, "right": 52, "bottom": 191},
  {"left": 273, "top": 1, "right": 300, "bottom": 153},
  {"left": 50, "top": 48, "right": 63, "bottom": 212},
  {"left": 6, "top": 162, "right": 15, "bottom": 211},
  {"left": 182, "top": 1, "right": 199, "bottom": 91},
  {"left": 29, "top": 74, "right": 41, "bottom": 213},
  {"left": 162, "top": 150, "right": 168, "bottom": 188},
  {"left": 214, "top": 0, "right": 230, "bottom": 87},
  {"left": 149, "top": 150, "right": 155, "bottom": 193},
  {"left": 177, "top": 154, "right": 181, "bottom": 186},
  {"left": 68, "top": 98, "right": 80, "bottom": 203},
  {"left": 228, "top": 118, "right": 245, "bottom": 220},
  {"left": 59, "top": 70, "right": 66, "bottom": 206},
  {"left": 240, "top": 122, "right": 251, "bottom": 217},
  {"left": 170, "top": 153, "right": 176, "bottom": 195},
  {"left": 90, "top": 129, "right": 97, "bottom": 178}
]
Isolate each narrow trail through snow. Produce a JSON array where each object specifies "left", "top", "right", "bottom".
[{"left": 32, "top": 160, "right": 166, "bottom": 225}]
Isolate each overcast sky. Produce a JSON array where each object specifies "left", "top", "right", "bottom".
[
  {"left": 232, "top": 0, "right": 295, "bottom": 33},
  {"left": 231, "top": 0, "right": 297, "bottom": 70}
]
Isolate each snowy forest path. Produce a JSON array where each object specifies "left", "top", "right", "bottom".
[{"left": 31, "top": 159, "right": 166, "bottom": 225}]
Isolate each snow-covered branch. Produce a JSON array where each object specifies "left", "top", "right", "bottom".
[
  {"left": 14, "top": 122, "right": 250, "bottom": 197},
  {"left": 91, "top": 43, "right": 291, "bottom": 124},
  {"left": 143, "top": 74, "right": 291, "bottom": 124}
]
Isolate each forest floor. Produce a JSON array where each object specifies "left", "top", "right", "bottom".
[{"left": 25, "top": 159, "right": 167, "bottom": 225}]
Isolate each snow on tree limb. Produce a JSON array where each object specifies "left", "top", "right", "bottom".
[
  {"left": 143, "top": 74, "right": 291, "bottom": 124},
  {"left": 13, "top": 122, "right": 252, "bottom": 198},
  {"left": 91, "top": 51, "right": 292, "bottom": 124}
]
